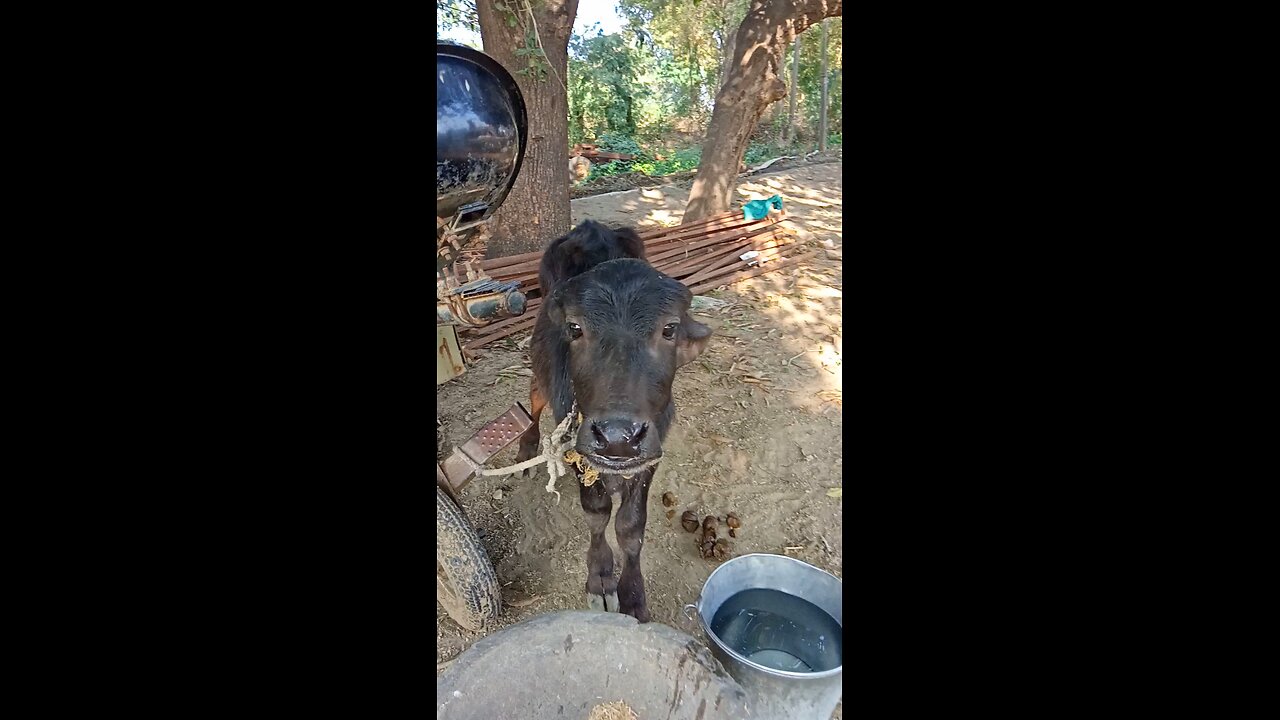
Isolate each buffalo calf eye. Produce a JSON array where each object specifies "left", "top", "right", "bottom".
[
  {"left": 662, "top": 322, "right": 679, "bottom": 340},
  {"left": 568, "top": 323, "right": 582, "bottom": 339}
]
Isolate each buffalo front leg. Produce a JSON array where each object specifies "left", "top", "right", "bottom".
[
  {"left": 580, "top": 475, "right": 619, "bottom": 612},
  {"left": 614, "top": 467, "right": 654, "bottom": 622},
  {"left": 513, "top": 378, "right": 547, "bottom": 478}
]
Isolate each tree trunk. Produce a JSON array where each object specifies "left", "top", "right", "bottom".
[
  {"left": 683, "top": 0, "right": 842, "bottom": 224},
  {"left": 819, "top": 19, "right": 828, "bottom": 152},
  {"left": 786, "top": 35, "right": 799, "bottom": 145},
  {"left": 719, "top": 23, "right": 738, "bottom": 93},
  {"left": 477, "top": 0, "right": 580, "bottom": 258}
]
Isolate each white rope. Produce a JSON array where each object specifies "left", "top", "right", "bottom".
[
  {"left": 462, "top": 401, "right": 662, "bottom": 503},
  {"left": 463, "top": 403, "right": 578, "bottom": 504}
]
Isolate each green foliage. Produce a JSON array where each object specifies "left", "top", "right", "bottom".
[
  {"left": 743, "top": 143, "right": 775, "bottom": 167},
  {"left": 630, "top": 146, "right": 700, "bottom": 176},
  {"left": 583, "top": 145, "right": 702, "bottom": 182},
  {"left": 443, "top": 0, "right": 843, "bottom": 179},
  {"left": 568, "top": 31, "right": 651, "bottom": 141},
  {"left": 437, "top": 0, "right": 478, "bottom": 34},
  {"left": 616, "top": 0, "right": 748, "bottom": 119},
  {"left": 594, "top": 131, "right": 648, "bottom": 160},
  {"left": 494, "top": 0, "right": 552, "bottom": 81},
  {"left": 794, "top": 18, "right": 843, "bottom": 134}
]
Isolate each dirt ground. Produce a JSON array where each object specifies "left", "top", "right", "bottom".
[{"left": 438, "top": 162, "right": 843, "bottom": 714}]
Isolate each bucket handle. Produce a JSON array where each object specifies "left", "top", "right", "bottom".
[{"left": 680, "top": 602, "right": 700, "bottom": 632}]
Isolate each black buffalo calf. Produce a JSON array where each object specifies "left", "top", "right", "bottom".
[{"left": 515, "top": 220, "right": 711, "bottom": 622}]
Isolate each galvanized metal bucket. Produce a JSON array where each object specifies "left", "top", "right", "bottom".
[{"left": 683, "top": 554, "right": 842, "bottom": 720}]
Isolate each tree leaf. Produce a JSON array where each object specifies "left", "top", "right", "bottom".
[{"left": 826, "top": 488, "right": 842, "bottom": 498}]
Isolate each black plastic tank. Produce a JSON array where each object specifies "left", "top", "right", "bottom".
[{"left": 436, "top": 43, "right": 528, "bottom": 227}]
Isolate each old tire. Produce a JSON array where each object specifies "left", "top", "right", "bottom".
[{"left": 437, "top": 487, "right": 501, "bottom": 632}]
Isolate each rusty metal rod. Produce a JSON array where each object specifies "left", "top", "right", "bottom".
[
  {"left": 478, "top": 214, "right": 779, "bottom": 277},
  {"left": 646, "top": 222, "right": 782, "bottom": 266},
  {"left": 687, "top": 251, "right": 819, "bottom": 295},
  {"left": 683, "top": 234, "right": 793, "bottom": 285},
  {"left": 472, "top": 216, "right": 733, "bottom": 272}
]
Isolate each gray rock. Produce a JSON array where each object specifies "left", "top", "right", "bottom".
[{"left": 437, "top": 611, "right": 753, "bottom": 719}]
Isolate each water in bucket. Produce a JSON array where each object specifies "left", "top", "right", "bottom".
[{"left": 710, "top": 588, "right": 842, "bottom": 673}]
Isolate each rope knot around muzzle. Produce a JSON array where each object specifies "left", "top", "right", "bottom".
[{"left": 468, "top": 401, "right": 660, "bottom": 503}]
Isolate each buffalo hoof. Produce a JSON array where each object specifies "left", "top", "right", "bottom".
[{"left": 586, "top": 591, "right": 620, "bottom": 613}]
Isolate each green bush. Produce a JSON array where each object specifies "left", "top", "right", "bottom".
[
  {"left": 586, "top": 160, "right": 634, "bottom": 181},
  {"left": 631, "top": 146, "right": 700, "bottom": 176},
  {"left": 594, "top": 131, "right": 649, "bottom": 161}
]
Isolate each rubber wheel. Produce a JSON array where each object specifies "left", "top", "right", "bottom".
[{"left": 437, "top": 486, "right": 501, "bottom": 632}]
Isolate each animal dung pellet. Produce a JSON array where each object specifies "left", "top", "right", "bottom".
[
  {"left": 662, "top": 491, "right": 677, "bottom": 508},
  {"left": 665, "top": 509, "right": 676, "bottom": 520},
  {"left": 681, "top": 511, "right": 700, "bottom": 533},
  {"left": 702, "top": 515, "right": 718, "bottom": 532},
  {"left": 699, "top": 538, "right": 717, "bottom": 559},
  {"left": 701, "top": 524, "right": 717, "bottom": 543},
  {"left": 713, "top": 538, "right": 731, "bottom": 560},
  {"left": 729, "top": 527, "right": 737, "bottom": 538},
  {"left": 726, "top": 512, "right": 741, "bottom": 529}
]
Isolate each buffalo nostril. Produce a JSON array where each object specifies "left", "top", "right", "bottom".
[{"left": 591, "top": 418, "right": 646, "bottom": 459}]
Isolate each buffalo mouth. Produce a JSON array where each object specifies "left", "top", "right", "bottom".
[{"left": 583, "top": 452, "right": 660, "bottom": 473}]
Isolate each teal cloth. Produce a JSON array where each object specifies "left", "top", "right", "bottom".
[{"left": 742, "top": 194, "right": 784, "bottom": 220}]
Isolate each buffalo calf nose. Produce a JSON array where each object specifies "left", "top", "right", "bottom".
[{"left": 590, "top": 418, "right": 648, "bottom": 458}]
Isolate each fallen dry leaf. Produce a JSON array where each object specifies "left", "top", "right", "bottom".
[
  {"left": 826, "top": 488, "right": 842, "bottom": 498},
  {"left": 508, "top": 595, "right": 545, "bottom": 608}
]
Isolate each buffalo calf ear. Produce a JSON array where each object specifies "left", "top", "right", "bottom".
[
  {"left": 676, "top": 319, "right": 713, "bottom": 367},
  {"left": 546, "top": 290, "right": 566, "bottom": 325}
]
